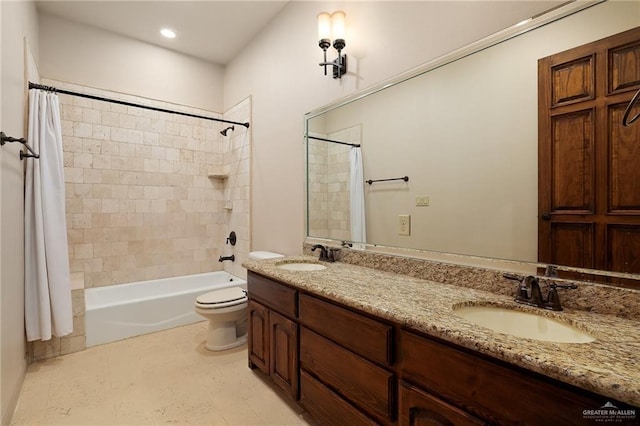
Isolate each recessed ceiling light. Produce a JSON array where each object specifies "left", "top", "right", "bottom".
[{"left": 160, "top": 28, "right": 176, "bottom": 39}]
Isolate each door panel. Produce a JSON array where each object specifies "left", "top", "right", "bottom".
[
  {"left": 608, "top": 225, "right": 640, "bottom": 273},
  {"left": 550, "top": 55, "right": 595, "bottom": 106},
  {"left": 551, "top": 110, "right": 594, "bottom": 213},
  {"left": 550, "top": 222, "right": 595, "bottom": 269},
  {"left": 609, "top": 102, "right": 640, "bottom": 212},
  {"left": 608, "top": 40, "right": 640, "bottom": 94}
]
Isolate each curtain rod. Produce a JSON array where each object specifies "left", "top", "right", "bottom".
[
  {"left": 28, "top": 82, "right": 250, "bottom": 128},
  {"left": 307, "top": 135, "right": 360, "bottom": 148}
]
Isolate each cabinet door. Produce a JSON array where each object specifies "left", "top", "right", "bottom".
[
  {"left": 248, "top": 300, "right": 269, "bottom": 374},
  {"left": 400, "top": 382, "right": 486, "bottom": 426},
  {"left": 270, "top": 311, "right": 299, "bottom": 399}
]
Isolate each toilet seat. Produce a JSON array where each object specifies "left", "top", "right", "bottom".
[{"left": 195, "top": 287, "right": 247, "bottom": 309}]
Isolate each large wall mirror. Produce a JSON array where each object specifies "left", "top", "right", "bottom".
[{"left": 305, "top": 0, "right": 640, "bottom": 287}]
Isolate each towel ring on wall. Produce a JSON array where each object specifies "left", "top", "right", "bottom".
[{"left": 622, "top": 88, "right": 640, "bottom": 127}]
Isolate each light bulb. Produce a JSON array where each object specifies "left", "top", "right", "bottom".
[
  {"left": 160, "top": 28, "right": 176, "bottom": 39},
  {"left": 317, "top": 12, "right": 331, "bottom": 41},
  {"left": 331, "top": 11, "right": 346, "bottom": 40}
]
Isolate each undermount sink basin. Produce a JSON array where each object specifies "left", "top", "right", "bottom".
[
  {"left": 276, "top": 262, "right": 327, "bottom": 271},
  {"left": 452, "top": 305, "right": 595, "bottom": 344}
]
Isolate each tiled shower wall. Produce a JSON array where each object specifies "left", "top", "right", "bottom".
[
  {"left": 219, "top": 97, "right": 252, "bottom": 279},
  {"left": 53, "top": 79, "right": 248, "bottom": 288},
  {"left": 307, "top": 133, "right": 329, "bottom": 237},
  {"left": 308, "top": 126, "right": 360, "bottom": 241},
  {"left": 29, "top": 80, "right": 251, "bottom": 360}
]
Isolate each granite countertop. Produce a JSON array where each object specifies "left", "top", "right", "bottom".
[{"left": 243, "top": 256, "right": 640, "bottom": 408}]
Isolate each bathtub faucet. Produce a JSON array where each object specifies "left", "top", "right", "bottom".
[{"left": 218, "top": 255, "right": 235, "bottom": 262}]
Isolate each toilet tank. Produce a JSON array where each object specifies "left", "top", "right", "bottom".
[{"left": 248, "top": 251, "right": 285, "bottom": 261}]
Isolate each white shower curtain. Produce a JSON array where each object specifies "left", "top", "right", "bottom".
[
  {"left": 24, "top": 89, "right": 73, "bottom": 341},
  {"left": 349, "top": 147, "right": 367, "bottom": 246}
]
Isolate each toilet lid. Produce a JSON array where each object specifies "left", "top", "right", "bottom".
[{"left": 196, "top": 287, "right": 247, "bottom": 307}]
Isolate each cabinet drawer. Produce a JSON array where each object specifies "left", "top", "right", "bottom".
[
  {"left": 300, "top": 327, "right": 395, "bottom": 424},
  {"left": 299, "top": 293, "right": 393, "bottom": 366},
  {"left": 300, "top": 370, "right": 378, "bottom": 426},
  {"left": 399, "top": 330, "right": 604, "bottom": 425},
  {"left": 247, "top": 272, "right": 297, "bottom": 318},
  {"left": 399, "top": 381, "right": 486, "bottom": 426}
]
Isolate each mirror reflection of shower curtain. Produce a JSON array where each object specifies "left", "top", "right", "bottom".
[
  {"left": 349, "top": 147, "right": 366, "bottom": 246},
  {"left": 24, "top": 89, "right": 73, "bottom": 341}
]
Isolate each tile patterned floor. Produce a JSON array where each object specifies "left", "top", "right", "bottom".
[{"left": 11, "top": 322, "right": 310, "bottom": 425}]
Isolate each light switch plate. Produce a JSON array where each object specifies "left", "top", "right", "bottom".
[{"left": 416, "top": 196, "right": 430, "bottom": 207}]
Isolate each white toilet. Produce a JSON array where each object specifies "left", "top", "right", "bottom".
[{"left": 194, "top": 251, "right": 284, "bottom": 351}]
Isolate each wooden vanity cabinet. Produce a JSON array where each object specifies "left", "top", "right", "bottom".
[
  {"left": 399, "top": 330, "right": 613, "bottom": 426},
  {"left": 247, "top": 272, "right": 298, "bottom": 399},
  {"left": 247, "top": 272, "right": 635, "bottom": 425}
]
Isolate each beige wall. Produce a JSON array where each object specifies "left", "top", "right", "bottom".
[
  {"left": 1, "top": 2, "right": 39, "bottom": 424},
  {"left": 38, "top": 13, "right": 224, "bottom": 112},
  {"left": 223, "top": 1, "right": 566, "bottom": 256}
]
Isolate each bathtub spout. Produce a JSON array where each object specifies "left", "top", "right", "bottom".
[{"left": 219, "top": 255, "right": 235, "bottom": 262}]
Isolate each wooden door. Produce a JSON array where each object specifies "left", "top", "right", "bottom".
[
  {"left": 269, "top": 311, "right": 299, "bottom": 398},
  {"left": 538, "top": 26, "right": 640, "bottom": 285},
  {"left": 248, "top": 300, "right": 269, "bottom": 373}
]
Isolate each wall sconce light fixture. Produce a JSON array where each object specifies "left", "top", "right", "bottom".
[{"left": 318, "top": 11, "right": 347, "bottom": 79}]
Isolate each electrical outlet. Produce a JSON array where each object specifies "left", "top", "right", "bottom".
[
  {"left": 416, "top": 196, "right": 430, "bottom": 207},
  {"left": 398, "top": 214, "right": 411, "bottom": 236}
]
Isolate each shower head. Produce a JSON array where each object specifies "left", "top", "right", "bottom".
[{"left": 220, "top": 126, "right": 235, "bottom": 136}]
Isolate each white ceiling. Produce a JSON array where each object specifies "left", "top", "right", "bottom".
[{"left": 35, "top": 1, "right": 289, "bottom": 65}]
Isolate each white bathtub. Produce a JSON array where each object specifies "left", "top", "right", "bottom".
[{"left": 85, "top": 271, "right": 246, "bottom": 347}]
